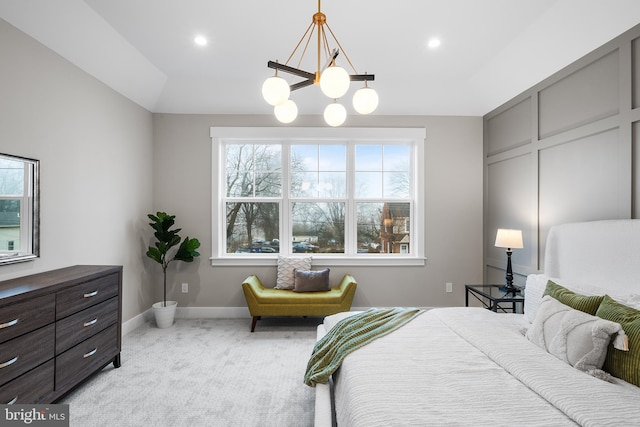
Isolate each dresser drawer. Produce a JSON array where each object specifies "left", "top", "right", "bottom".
[
  {"left": 55, "top": 324, "right": 118, "bottom": 391},
  {"left": 0, "top": 360, "right": 54, "bottom": 404},
  {"left": 0, "top": 294, "right": 55, "bottom": 345},
  {"left": 56, "top": 273, "right": 119, "bottom": 319},
  {"left": 0, "top": 324, "right": 54, "bottom": 386},
  {"left": 56, "top": 297, "right": 118, "bottom": 354}
]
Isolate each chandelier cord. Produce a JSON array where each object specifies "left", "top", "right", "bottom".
[
  {"left": 282, "top": 1, "right": 358, "bottom": 77},
  {"left": 320, "top": 26, "right": 332, "bottom": 66},
  {"left": 285, "top": 21, "right": 315, "bottom": 66},
  {"left": 296, "top": 25, "right": 316, "bottom": 72},
  {"left": 324, "top": 23, "right": 358, "bottom": 74}
]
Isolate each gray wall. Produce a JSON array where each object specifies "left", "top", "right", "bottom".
[
  {"left": 0, "top": 19, "right": 155, "bottom": 323},
  {"left": 484, "top": 23, "right": 640, "bottom": 285},
  {"left": 152, "top": 114, "right": 483, "bottom": 311},
  {"left": 0, "top": 16, "right": 485, "bottom": 322}
]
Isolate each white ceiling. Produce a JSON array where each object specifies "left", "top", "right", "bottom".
[{"left": 1, "top": 0, "right": 639, "bottom": 116}]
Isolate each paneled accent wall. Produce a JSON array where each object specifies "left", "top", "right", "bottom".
[{"left": 484, "top": 23, "right": 640, "bottom": 286}]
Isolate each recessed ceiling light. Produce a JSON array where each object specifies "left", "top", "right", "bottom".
[
  {"left": 194, "top": 35, "right": 208, "bottom": 46},
  {"left": 427, "top": 38, "right": 441, "bottom": 49}
]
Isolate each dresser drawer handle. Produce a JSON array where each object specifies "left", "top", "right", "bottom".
[
  {"left": 83, "top": 348, "right": 97, "bottom": 358},
  {"left": 0, "top": 356, "right": 18, "bottom": 369},
  {"left": 83, "top": 290, "right": 99, "bottom": 298},
  {"left": 7, "top": 396, "right": 18, "bottom": 405},
  {"left": 0, "top": 318, "right": 19, "bottom": 329},
  {"left": 84, "top": 318, "right": 98, "bottom": 327}
]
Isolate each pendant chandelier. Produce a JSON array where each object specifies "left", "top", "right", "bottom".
[{"left": 262, "top": 0, "right": 378, "bottom": 126}]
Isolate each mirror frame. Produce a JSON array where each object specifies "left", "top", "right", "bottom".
[{"left": 0, "top": 153, "right": 39, "bottom": 265}]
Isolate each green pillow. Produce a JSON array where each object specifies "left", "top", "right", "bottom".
[
  {"left": 595, "top": 295, "right": 640, "bottom": 387},
  {"left": 543, "top": 280, "right": 604, "bottom": 315}
]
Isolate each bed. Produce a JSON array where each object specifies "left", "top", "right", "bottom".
[{"left": 311, "top": 219, "right": 640, "bottom": 426}]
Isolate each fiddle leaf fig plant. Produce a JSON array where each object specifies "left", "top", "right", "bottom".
[{"left": 146, "top": 211, "right": 200, "bottom": 307}]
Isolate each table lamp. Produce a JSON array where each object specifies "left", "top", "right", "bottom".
[{"left": 495, "top": 228, "right": 523, "bottom": 294}]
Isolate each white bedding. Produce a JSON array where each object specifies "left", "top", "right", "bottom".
[
  {"left": 326, "top": 307, "right": 640, "bottom": 427},
  {"left": 314, "top": 220, "right": 640, "bottom": 426}
]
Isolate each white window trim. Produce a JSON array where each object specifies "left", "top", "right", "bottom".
[
  {"left": 210, "top": 127, "right": 426, "bottom": 267},
  {"left": 0, "top": 161, "right": 35, "bottom": 257}
]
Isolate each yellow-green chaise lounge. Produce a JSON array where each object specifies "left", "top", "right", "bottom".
[{"left": 241, "top": 274, "right": 357, "bottom": 332}]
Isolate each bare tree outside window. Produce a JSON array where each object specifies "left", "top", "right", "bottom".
[
  {"left": 225, "top": 144, "right": 281, "bottom": 253},
  {"left": 290, "top": 144, "right": 347, "bottom": 253},
  {"left": 220, "top": 137, "right": 415, "bottom": 257},
  {"left": 292, "top": 202, "right": 345, "bottom": 253}
]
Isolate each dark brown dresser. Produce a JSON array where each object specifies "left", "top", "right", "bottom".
[{"left": 0, "top": 265, "right": 122, "bottom": 404}]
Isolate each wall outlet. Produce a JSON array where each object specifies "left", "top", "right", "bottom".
[
  {"left": 181, "top": 282, "right": 188, "bottom": 293},
  {"left": 445, "top": 282, "right": 453, "bottom": 293}
]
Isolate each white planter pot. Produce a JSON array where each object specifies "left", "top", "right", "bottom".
[{"left": 152, "top": 300, "right": 178, "bottom": 328}]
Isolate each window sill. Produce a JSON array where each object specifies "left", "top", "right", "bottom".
[{"left": 210, "top": 256, "right": 426, "bottom": 267}]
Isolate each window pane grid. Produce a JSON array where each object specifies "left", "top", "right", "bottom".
[
  {"left": 221, "top": 136, "right": 416, "bottom": 257},
  {"left": 0, "top": 159, "right": 25, "bottom": 197},
  {"left": 291, "top": 144, "right": 346, "bottom": 199},
  {"left": 354, "top": 143, "right": 411, "bottom": 200},
  {"left": 225, "top": 144, "right": 282, "bottom": 198}
]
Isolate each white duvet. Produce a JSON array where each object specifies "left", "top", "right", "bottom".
[{"left": 327, "top": 307, "right": 640, "bottom": 427}]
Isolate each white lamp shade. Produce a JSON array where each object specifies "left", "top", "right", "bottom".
[
  {"left": 352, "top": 87, "right": 379, "bottom": 114},
  {"left": 324, "top": 102, "right": 347, "bottom": 127},
  {"left": 262, "top": 76, "right": 290, "bottom": 106},
  {"left": 495, "top": 229, "right": 524, "bottom": 249},
  {"left": 274, "top": 100, "right": 298, "bottom": 123},
  {"left": 320, "top": 66, "right": 350, "bottom": 99}
]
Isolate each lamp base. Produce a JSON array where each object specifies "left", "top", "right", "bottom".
[{"left": 500, "top": 283, "right": 520, "bottom": 295}]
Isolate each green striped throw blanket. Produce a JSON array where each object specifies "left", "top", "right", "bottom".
[{"left": 304, "top": 307, "right": 424, "bottom": 387}]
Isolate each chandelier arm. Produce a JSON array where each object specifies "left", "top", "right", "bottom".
[
  {"left": 320, "top": 26, "right": 333, "bottom": 67},
  {"left": 296, "top": 23, "right": 317, "bottom": 70},
  {"left": 349, "top": 74, "right": 375, "bottom": 82},
  {"left": 316, "top": 11, "right": 321, "bottom": 78},
  {"left": 324, "top": 23, "right": 358, "bottom": 74},
  {"left": 290, "top": 79, "right": 315, "bottom": 91},
  {"left": 322, "top": 49, "right": 339, "bottom": 71},
  {"left": 285, "top": 21, "right": 316, "bottom": 65},
  {"left": 268, "top": 61, "right": 315, "bottom": 80}
]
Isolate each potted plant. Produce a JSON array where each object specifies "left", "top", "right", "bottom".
[{"left": 146, "top": 211, "right": 201, "bottom": 328}]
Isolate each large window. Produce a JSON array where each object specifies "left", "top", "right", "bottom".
[
  {"left": 0, "top": 153, "right": 39, "bottom": 264},
  {"left": 212, "top": 128, "right": 425, "bottom": 266}
]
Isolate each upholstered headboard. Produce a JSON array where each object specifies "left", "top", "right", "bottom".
[{"left": 544, "top": 219, "right": 640, "bottom": 296}]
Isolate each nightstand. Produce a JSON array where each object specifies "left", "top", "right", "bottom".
[{"left": 465, "top": 284, "right": 524, "bottom": 313}]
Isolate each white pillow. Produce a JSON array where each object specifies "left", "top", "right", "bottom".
[
  {"left": 275, "top": 256, "right": 312, "bottom": 289},
  {"left": 526, "top": 295, "right": 625, "bottom": 372},
  {"left": 523, "top": 274, "right": 547, "bottom": 323}
]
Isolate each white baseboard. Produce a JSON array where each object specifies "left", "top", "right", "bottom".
[
  {"left": 122, "top": 309, "right": 150, "bottom": 336},
  {"left": 122, "top": 306, "right": 251, "bottom": 336},
  {"left": 175, "top": 306, "right": 250, "bottom": 319},
  {"left": 121, "top": 306, "right": 430, "bottom": 337}
]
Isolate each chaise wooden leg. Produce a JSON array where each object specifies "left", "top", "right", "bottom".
[{"left": 251, "top": 316, "right": 260, "bottom": 332}]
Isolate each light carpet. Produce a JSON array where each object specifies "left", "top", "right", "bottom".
[{"left": 60, "top": 317, "right": 322, "bottom": 427}]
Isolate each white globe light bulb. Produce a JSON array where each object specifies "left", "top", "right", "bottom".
[
  {"left": 324, "top": 102, "right": 347, "bottom": 127},
  {"left": 320, "top": 66, "right": 350, "bottom": 99},
  {"left": 262, "top": 76, "right": 290, "bottom": 106},
  {"left": 274, "top": 100, "right": 298, "bottom": 123},
  {"left": 353, "top": 87, "right": 379, "bottom": 115}
]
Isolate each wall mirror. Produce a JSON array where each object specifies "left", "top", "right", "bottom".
[{"left": 0, "top": 153, "right": 39, "bottom": 265}]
